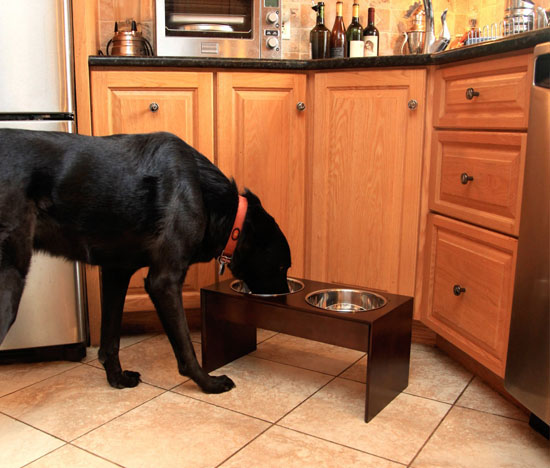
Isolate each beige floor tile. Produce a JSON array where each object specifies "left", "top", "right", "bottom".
[
  {"left": 0, "top": 360, "right": 80, "bottom": 397},
  {"left": 279, "top": 378, "right": 450, "bottom": 465},
  {"left": 221, "top": 425, "right": 403, "bottom": 467},
  {"left": 74, "top": 391, "right": 270, "bottom": 468},
  {"left": 173, "top": 355, "right": 333, "bottom": 422},
  {"left": 257, "top": 328, "right": 278, "bottom": 343},
  {"left": 340, "top": 355, "right": 367, "bottom": 382},
  {"left": 87, "top": 336, "right": 202, "bottom": 389},
  {"left": 412, "top": 406, "right": 550, "bottom": 468},
  {"left": 26, "top": 444, "right": 119, "bottom": 467},
  {"left": 339, "top": 344, "right": 473, "bottom": 406},
  {"left": 0, "top": 365, "right": 163, "bottom": 441},
  {"left": 251, "top": 333, "right": 365, "bottom": 375},
  {"left": 83, "top": 333, "right": 158, "bottom": 363},
  {"left": 405, "top": 343, "right": 472, "bottom": 403},
  {"left": 457, "top": 376, "right": 529, "bottom": 421},
  {"left": 0, "top": 413, "right": 64, "bottom": 468}
]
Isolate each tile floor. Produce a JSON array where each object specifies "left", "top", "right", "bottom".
[{"left": 1, "top": 330, "right": 548, "bottom": 467}]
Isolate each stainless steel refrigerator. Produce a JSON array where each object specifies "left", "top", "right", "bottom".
[{"left": 0, "top": 0, "right": 87, "bottom": 360}]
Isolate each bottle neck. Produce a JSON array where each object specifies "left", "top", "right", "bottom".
[
  {"left": 317, "top": 5, "right": 325, "bottom": 25},
  {"left": 336, "top": 2, "right": 343, "bottom": 18},
  {"left": 367, "top": 8, "right": 375, "bottom": 26},
  {"left": 352, "top": 4, "right": 359, "bottom": 21}
]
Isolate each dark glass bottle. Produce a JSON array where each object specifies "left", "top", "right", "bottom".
[
  {"left": 310, "top": 2, "right": 330, "bottom": 59},
  {"left": 330, "top": 1, "right": 346, "bottom": 58},
  {"left": 363, "top": 7, "right": 379, "bottom": 57},
  {"left": 346, "top": 2, "right": 363, "bottom": 57}
]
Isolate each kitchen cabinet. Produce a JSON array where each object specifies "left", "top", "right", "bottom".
[
  {"left": 308, "top": 69, "right": 426, "bottom": 297},
  {"left": 420, "top": 51, "right": 532, "bottom": 377},
  {"left": 90, "top": 69, "right": 216, "bottom": 313},
  {"left": 216, "top": 72, "right": 307, "bottom": 278},
  {"left": 422, "top": 214, "right": 517, "bottom": 377}
]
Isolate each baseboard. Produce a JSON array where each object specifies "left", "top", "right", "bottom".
[{"left": 412, "top": 320, "right": 437, "bottom": 345}]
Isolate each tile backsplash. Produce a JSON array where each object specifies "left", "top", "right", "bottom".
[{"left": 97, "top": 0, "right": 550, "bottom": 59}]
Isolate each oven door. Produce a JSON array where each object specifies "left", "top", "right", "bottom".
[{"left": 156, "top": 0, "right": 260, "bottom": 57}]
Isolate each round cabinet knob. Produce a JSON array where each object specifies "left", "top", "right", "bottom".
[
  {"left": 408, "top": 99, "right": 418, "bottom": 110},
  {"left": 460, "top": 172, "right": 474, "bottom": 184},
  {"left": 149, "top": 102, "right": 159, "bottom": 112},
  {"left": 465, "top": 88, "right": 480, "bottom": 100},
  {"left": 266, "top": 37, "right": 279, "bottom": 49},
  {"left": 266, "top": 11, "right": 279, "bottom": 24},
  {"left": 453, "top": 284, "right": 466, "bottom": 296},
  {"left": 296, "top": 102, "right": 306, "bottom": 111}
]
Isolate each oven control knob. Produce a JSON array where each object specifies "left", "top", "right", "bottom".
[
  {"left": 266, "top": 11, "right": 279, "bottom": 24},
  {"left": 266, "top": 37, "right": 279, "bottom": 49}
]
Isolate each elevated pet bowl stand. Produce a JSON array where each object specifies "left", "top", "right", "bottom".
[{"left": 201, "top": 278, "right": 413, "bottom": 422}]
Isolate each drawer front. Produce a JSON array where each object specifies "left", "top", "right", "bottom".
[
  {"left": 430, "top": 131, "right": 527, "bottom": 236},
  {"left": 422, "top": 215, "right": 517, "bottom": 377},
  {"left": 434, "top": 53, "right": 531, "bottom": 130}
]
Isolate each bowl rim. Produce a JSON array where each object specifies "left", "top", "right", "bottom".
[
  {"left": 230, "top": 277, "right": 305, "bottom": 297},
  {"left": 304, "top": 288, "right": 388, "bottom": 312}
]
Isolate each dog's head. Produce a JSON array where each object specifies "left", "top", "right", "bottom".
[{"left": 229, "top": 190, "right": 291, "bottom": 295}]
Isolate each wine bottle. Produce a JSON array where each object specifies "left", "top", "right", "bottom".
[
  {"left": 363, "top": 7, "right": 379, "bottom": 57},
  {"left": 310, "top": 2, "right": 330, "bottom": 59},
  {"left": 330, "top": 1, "right": 346, "bottom": 58},
  {"left": 346, "top": 2, "right": 363, "bottom": 57}
]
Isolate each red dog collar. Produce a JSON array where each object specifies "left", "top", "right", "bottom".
[{"left": 218, "top": 195, "right": 248, "bottom": 275}]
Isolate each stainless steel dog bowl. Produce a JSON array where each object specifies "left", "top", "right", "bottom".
[
  {"left": 305, "top": 289, "right": 387, "bottom": 313},
  {"left": 230, "top": 278, "right": 304, "bottom": 297}
]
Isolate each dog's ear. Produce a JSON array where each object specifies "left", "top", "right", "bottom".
[{"left": 242, "top": 188, "right": 262, "bottom": 206}]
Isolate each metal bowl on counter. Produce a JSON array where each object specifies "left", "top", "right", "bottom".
[
  {"left": 305, "top": 288, "right": 387, "bottom": 313},
  {"left": 230, "top": 278, "right": 304, "bottom": 297}
]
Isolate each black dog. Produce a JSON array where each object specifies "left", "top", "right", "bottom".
[{"left": 0, "top": 129, "right": 291, "bottom": 393}]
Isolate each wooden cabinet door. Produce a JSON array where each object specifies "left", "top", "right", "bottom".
[
  {"left": 310, "top": 69, "right": 426, "bottom": 296},
  {"left": 422, "top": 214, "right": 517, "bottom": 377},
  {"left": 90, "top": 70, "right": 215, "bottom": 312},
  {"left": 217, "top": 72, "right": 307, "bottom": 278}
]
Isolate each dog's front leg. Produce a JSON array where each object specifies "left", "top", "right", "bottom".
[
  {"left": 145, "top": 268, "right": 235, "bottom": 394},
  {"left": 98, "top": 267, "right": 141, "bottom": 388}
]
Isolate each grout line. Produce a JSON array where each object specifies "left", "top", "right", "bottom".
[
  {"left": 66, "top": 442, "right": 127, "bottom": 467},
  {"left": 0, "top": 361, "right": 84, "bottom": 399},
  {"left": 273, "top": 424, "right": 408, "bottom": 467},
  {"left": 240, "top": 353, "right": 342, "bottom": 377},
  {"left": 214, "top": 423, "right": 276, "bottom": 467},
  {"left": 406, "top": 374, "right": 475, "bottom": 467},
  {"left": 67, "top": 386, "right": 171, "bottom": 443}
]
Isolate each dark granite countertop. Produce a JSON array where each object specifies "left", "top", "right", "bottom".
[{"left": 89, "top": 29, "right": 550, "bottom": 70}]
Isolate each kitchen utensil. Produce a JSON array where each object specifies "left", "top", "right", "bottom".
[
  {"left": 106, "top": 21, "right": 153, "bottom": 56},
  {"left": 401, "top": 30, "right": 425, "bottom": 54}
]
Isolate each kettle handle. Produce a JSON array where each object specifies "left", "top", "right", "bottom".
[
  {"left": 400, "top": 32, "right": 408, "bottom": 55},
  {"left": 143, "top": 37, "right": 154, "bottom": 56},
  {"left": 106, "top": 38, "right": 113, "bottom": 56}
]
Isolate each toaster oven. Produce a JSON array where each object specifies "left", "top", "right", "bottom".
[{"left": 155, "top": 0, "right": 282, "bottom": 58}]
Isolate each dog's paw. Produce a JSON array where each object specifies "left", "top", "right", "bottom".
[
  {"left": 108, "top": 370, "right": 142, "bottom": 389},
  {"left": 202, "top": 374, "right": 235, "bottom": 394}
]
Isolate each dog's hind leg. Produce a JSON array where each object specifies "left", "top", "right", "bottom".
[
  {"left": 145, "top": 267, "right": 235, "bottom": 394},
  {"left": 0, "top": 202, "right": 34, "bottom": 344},
  {"left": 98, "top": 266, "right": 141, "bottom": 388}
]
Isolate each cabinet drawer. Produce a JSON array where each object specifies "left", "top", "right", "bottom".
[
  {"left": 429, "top": 131, "right": 526, "bottom": 236},
  {"left": 433, "top": 53, "right": 531, "bottom": 130},
  {"left": 422, "top": 215, "right": 517, "bottom": 377}
]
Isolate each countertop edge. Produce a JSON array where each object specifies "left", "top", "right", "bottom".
[{"left": 89, "top": 29, "right": 550, "bottom": 70}]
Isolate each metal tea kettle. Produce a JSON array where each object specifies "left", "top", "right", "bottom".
[{"left": 106, "top": 20, "right": 154, "bottom": 56}]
